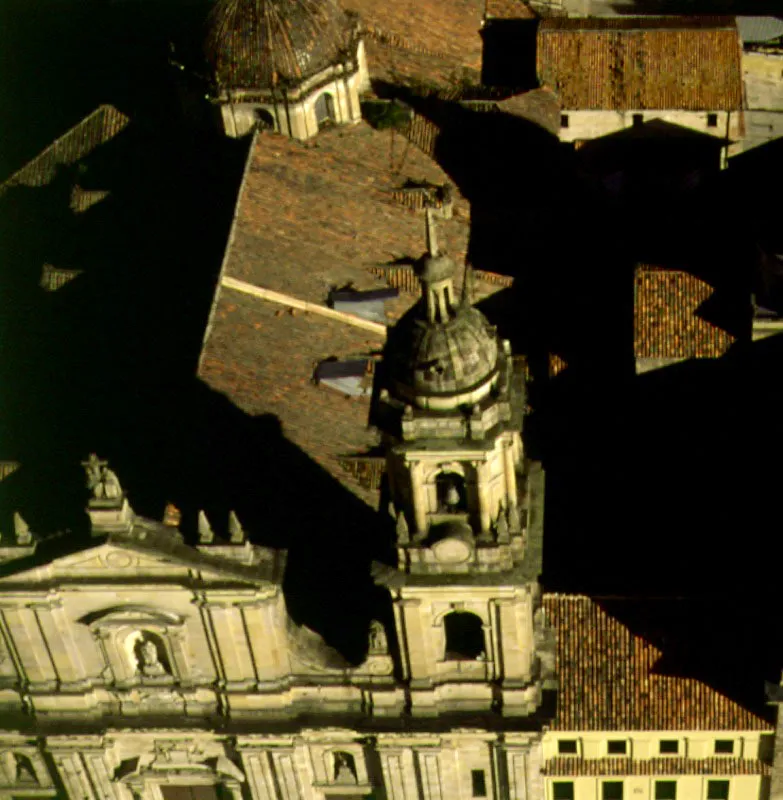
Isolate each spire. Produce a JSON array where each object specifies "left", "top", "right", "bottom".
[
  {"left": 416, "top": 209, "right": 456, "bottom": 324},
  {"left": 425, "top": 207, "right": 439, "bottom": 256},
  {"left": 228, "top": 510, "right": 245, "bottom": 544},
  {"left": 197, "top": 510, "right": 214, "bottom": 544},
  {"left": 13, "top": 512, "right": 32, "bottom": 545}
]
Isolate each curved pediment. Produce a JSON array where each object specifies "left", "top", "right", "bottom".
[{"left": 78, "top": 605, "right": 184, "bottom": 629}]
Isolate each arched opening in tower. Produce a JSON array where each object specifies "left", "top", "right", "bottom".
[
  {"left": 436, "top": 471, "right": 467, "bottom": 513},
  {"left": 444, "top": 611, "right": 485, "bottom": 661},
  {"left": 315, "top": 92, "right": 336, "bottom": 129},
  {"left": 254, "top": 108, "right": 275, "bottom": 130}
]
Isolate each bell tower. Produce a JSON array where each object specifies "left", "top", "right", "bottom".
[{"left": 371, "top": 210, "right": 551, "bottom": 718}]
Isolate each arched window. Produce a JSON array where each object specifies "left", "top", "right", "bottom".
[
  {"left": 436, "top": 471, "right": 467, "bottom": 513},
  {"left": 254, "top": 108, "right": 275, "bottom": 130},
  {"left": 315, "top": 93, "right": 336, "bottom": 129},
  {"left": 333, "top": 751, "right": 357, "bottom": 784},
  {"left": 444, "top": 611, "right": 485, "bottom": 661}
]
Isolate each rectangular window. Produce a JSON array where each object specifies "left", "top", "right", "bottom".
[
  {"left": 707, "top": 113, "right": 718, "bottom": 127},
  {"left": 471, "top": 769, "right": 487, "bottom": 797},
  {"left": 607, "top": 740, "right": 627, "bottom": 755},
  {"left": 655, "top": 781, "right": 677, "bottom": 800},
  {"left": 632, "top": 113, "right": 643, "bottom": 127},
  {"left": 715, "top": 740, "right": 734, "bottom": 754},
  {"left": 553, "top": 782, "right": 575, "bottom": 800},
  {"left": 707, "top": 780, "right": 730, "bottom": 800},
  {"left": 558, "top": 739, "right": 578, "bottom": 755},
  {"left": 603, "top": 781, "right": 624, "bottom": 800},
  {"left": 560, "top": 114, "right": 569, "bottom": 128},
  {"left": 659, "top": 739, "right": 679, "bottom": 754}
]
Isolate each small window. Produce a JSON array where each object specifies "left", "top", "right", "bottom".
[
  {"left": 603, "top": 781, "right": 624, "bottom": 800},
  {"left": 553, "top": 782, "right": 575, "bottom": 800},
  {"left": 557, "top": 740, "right": 578, "bottom": 755},
  {"left": 607, "top": 740, "right": 627, "bottom": 755},
  {"left": 707, "top": 780, "right": 730, "bottom": 800},
  {"left": 715, "top": 740, "right": 734, "bottom": 754},
  {"left": 444, "top": 611, "right": 485, "bottom": 661},
  {"left": 632, "top": 113, "right": 643, "bottom": 127},
  {"left": 560, "top": 114, "right": 569, "bottom": 128},
  {"left": 655, "top": 781, "right": 677, "bottom": 800},
  {"left": 707, "top": 113, "right": 718, "bottom": 127},
  {"left": 659, "top": 739, "right": 679, "bottom": 754},
  {"left": 471, "top": 769, "right": 487, "bottom": 797}
]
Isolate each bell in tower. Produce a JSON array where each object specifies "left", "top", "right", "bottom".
[{"left": 370, "top": 209, "right": 551, "bottom": 718}]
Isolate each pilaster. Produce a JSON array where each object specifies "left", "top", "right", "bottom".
[{"left": 1, "top": 605, "right": 57, "bottom": 687}]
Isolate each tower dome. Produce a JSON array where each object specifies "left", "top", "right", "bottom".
[
  {"left": 206, "top": 0, "right": 352, "bottom": 91},
  {"left": 383, "top": 210, "right": 500, "bottom": 411}
]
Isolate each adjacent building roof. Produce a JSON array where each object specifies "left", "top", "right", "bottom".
[
  {"left": 0, "top": 105, "right": 129, "bottom": 194},
  {"left": 198, "top": 124, "right": 509, "bottom": 506},
  {"left": 634, "top": 265, "right": 735, "bottom": 360},
  {"left": 737, "top": 16, "right": 783, "bottom": 46},
  {"left": 537, "top": 17, "right": 743, "bottom": 111},
  {"left": 543, "top": 595, "right": 772, "bottom": 731}
]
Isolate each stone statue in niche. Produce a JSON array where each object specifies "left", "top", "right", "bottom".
[
  {"left": 136, "top": 637, "right": 167, "bottom": 676},
  {"left": 333, "top": 751, "right": 357, "bottom": 784},
  {"left": 82, "top": 454, "right": 122, "bottom": 501},
  {"left": 368, "top": 620, "right": 387, "bottom": 654}
]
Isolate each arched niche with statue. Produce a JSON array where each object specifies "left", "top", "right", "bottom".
[{"left": 78, "top": 605, "right": 191, "bottom": 686}]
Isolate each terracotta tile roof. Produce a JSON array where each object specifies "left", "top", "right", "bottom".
[
  {"left": 536, "top": 17, "right": 743, "bottom": 111},
  {"left": 544, "top": 757, "right": 771, "bottom": 777},
  {"left": 543, "top": 595, "right": 773, "bottom": 731},
  {"left": 0, "top": 106, "right": 129, "bottom": 193},
  {"left": 634, "top": 266, "right": 735, "bottom": 360},
  {"left": 363, "top": 40, "right": 474, "bottom": 91},
  {"left": 484, "top": 0, "right": 537, "bottom": 19},
  {"left": 199, "top": 124, "right": 509, "bottom": 506},
  {"left": 199, "top": 288, "right": 383, "bottom": 506},
  {"left": 341, "top": 0, "right": 486, "bottom": 72}
]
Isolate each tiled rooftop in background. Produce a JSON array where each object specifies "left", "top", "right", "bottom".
[
  {"left": 484, "top": 0, "right": 536, "bottom": 19},
  {"left": 537, "top": 18, "right": 743, "bottom": 111},
  {"left": 634, "top": 266, "right": 735, "bottom": 360},
  {"left": 0, "top": 106, "right": 129, "bottom": 194},
  {"left": 544, "top": 595, "right": 772, "bottom": 731},
  {"left": 340, "top": 0, "right": 486, "bottom": 71}
]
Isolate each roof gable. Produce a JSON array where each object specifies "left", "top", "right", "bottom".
[{"left": 0, "top": 522, "right": 285, "bottom": 587}]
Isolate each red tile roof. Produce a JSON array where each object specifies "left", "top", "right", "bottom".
[
  {"left": 634, "top": 266, "right": 735, "bottom": 360},
  {"left": 544, "top": 757, "right": 771, "bottom": 776},
  {"left": 543, "top": 595, "right": 772, "bottom": 731},
  {"left": 537, "top": 17, "right": 743, "bottom": 111},
  {"left": 198, "top": 125, "right": 507, "bottom": 506},
  {"left": 484, "top": 0, "right": 537, "bottom": 19}
]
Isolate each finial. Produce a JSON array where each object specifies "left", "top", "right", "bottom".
[
  {"left": 197, "top": 510, "right": 214, "bottom": 544},
  {"left": 82, "top": 453, "right": 122, "bottom": 503},
  {"left": 163, "top": 503, "right": 181, "bottom": 527},
  {"left": 425, "top": 207, "right": 439, "bottom": 257},
  {"left": 228, "top": 510, "right": 244, "bottom": 544},
  {"left": 13, "top": 512, "right": 32, "bottom": 545}
]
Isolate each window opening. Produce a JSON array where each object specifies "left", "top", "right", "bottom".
[
  {"left": 607, "top": 740, "right": 627, "bottom": 755},
  {"left": 659, "top": 739, "right": 679, "bottom": 754},
  {"left": 707, "top": 780, "right": 730, "bottom": 800},
  {"left": 602, "top": 781, "right": 624, "bottom": 800},
  {"left": 557, "top": 740, "right": 578, "bottom": 755},
  {"left": 443, "top": 611, "right": 484, "bottom": 660},
  {"left": 655, "top": 781, "right": 677, "bottom": 800},
  {"left": 436, "top": 472, "right": 467, "bottom": 513},
  {"left": 553, "top": 783, "right": 575, "bottom": 800},
  {"left": 471, "top": 769, "right": 487, "bottom": 797},
  {"left": 707, "top": 113, "right": 718, "bottom": 127},
  {"left": 715, "top": 740, "right": 734, "bottom": 754}
]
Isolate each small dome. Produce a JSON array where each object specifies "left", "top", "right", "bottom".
[
  {"left": 384, "top": 302, "right": 499, "bottom": 403},
  {"left": 206, "top": 0, "right": 352, "bottom": 90}
]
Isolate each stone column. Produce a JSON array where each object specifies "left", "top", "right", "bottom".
[
  {"left": 243, "top": 598, "right": 287, "bottom": 682},
  {"left": 237, "top": 749, "right": 277, "bottom": 800},
  {"left": 504, "top": 438, "right": 518, "bottom": 512},
  {"left": 474, "top": 461, "right": 492, "bottom": 534},
  {"left": 206, "top": 604, "right": 255, "bottom": 687},
  {"left": 409, "top": 461, "right": 427, "bottom": 536},
  {"left": 396, "top": 598, "right": 431, "bottom": 682},
  {"left": 1, "top": 606, "right": 57, "bottom": 686},
  {"left": 494, "top": 596, "right": 533, "bottom": 684}
]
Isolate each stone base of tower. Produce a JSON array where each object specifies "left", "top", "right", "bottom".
[{"left": 411, "top": 684, "right": 494, "bottom": 716}]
